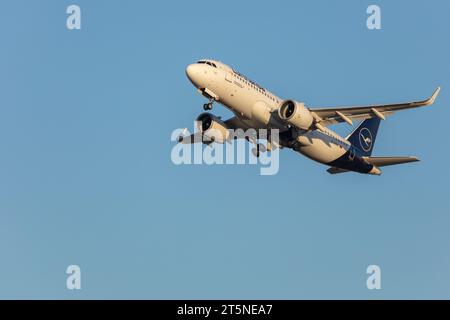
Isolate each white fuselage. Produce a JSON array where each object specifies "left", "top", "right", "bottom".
[{"left": 186, "top": 60, "right": 351, "bottom": 165}]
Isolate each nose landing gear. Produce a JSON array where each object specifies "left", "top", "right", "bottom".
[{"left": 203, "top": 98, "right": 215, "bottom": 111}]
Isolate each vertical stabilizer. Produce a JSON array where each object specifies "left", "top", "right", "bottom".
[{"left": 346, "top": 118, "right": 381, "bottom": 156}]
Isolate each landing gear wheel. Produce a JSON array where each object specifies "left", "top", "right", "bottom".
[
  {"left": 252, "top": 143, "right": 266, "bottom": 158},
  {"left": 203, "top": 103, "right": 213, "bottom": 111},
  {"left": 257, "top": 143, "right": 267, "bottom": 153},
  {"left": 202, "top": 98, "right": 215, "bottom": 111}
]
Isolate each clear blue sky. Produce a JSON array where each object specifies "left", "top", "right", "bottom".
[{"left": 0, "top": 0, "right": 449, "bottom": 299}]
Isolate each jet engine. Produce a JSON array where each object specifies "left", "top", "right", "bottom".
[
  {"left": 278, "top": 100, "right": 314, "bottom": 130},
  {"left": 196, "top": 113, "right": 230, "bottom": 143}
]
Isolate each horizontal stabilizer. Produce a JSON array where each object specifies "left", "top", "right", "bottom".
[
  {"left": 327, "top": 167, "right": 350, "bottom": 174},
  {"left": 363, "top": 156, "right": 420, "bottom": 167}
]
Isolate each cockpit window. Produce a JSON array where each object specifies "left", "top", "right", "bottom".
[{"left": 197, "top": 60, "right": 217, "bottom": 68}]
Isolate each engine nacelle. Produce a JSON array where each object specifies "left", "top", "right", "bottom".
[
  {"left": 278, "top": 100, "right": 314, "bottom": 130},
  {"left": 196, "top": 113, "right": 230, "bottom": 143}
]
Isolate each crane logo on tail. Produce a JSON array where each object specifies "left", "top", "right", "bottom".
[{"left": 359, "top": 128, "right": 373, "bottom": 152}]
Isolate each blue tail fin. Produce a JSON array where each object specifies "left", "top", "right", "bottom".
[{"left": 346, "top": 118, "right": 381, "bottom": 156}]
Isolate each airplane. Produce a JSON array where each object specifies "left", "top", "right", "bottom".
[{"left": 180, "top": 59, "right": 441, "bottom": 175}]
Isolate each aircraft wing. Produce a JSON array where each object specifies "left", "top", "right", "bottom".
[
  {"left": 223, "top": 116, "right": 250, "bottom": 130},
  {"left": 178, "top": 131, "right": 204, "bottom": 144},
  {"left": 310, "top": 87, "right": 440, "bottom": 126},
  {"left": 178, "top": 116, "right": 248, "bottom": 144}
]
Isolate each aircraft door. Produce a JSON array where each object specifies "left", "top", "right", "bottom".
[{"left": 225, "top": 71, "right": 233, "bottom": 83}]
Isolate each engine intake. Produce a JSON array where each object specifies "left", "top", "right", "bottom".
[
  {"left": 278, "top": 100, "right": 314, "bottom": 130},
  {"left": 196, "top": 113, "right": 230, "bottom": 143}
]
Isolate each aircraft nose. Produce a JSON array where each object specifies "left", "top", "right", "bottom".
[{"left": 186, "top": 64, "right": 200, "bottom": 86}]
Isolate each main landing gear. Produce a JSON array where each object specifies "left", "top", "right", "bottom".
[
  {"left": 203, "top": 98, "right": 215, "bottom": 111},
  {"left": 251, "top": 143, "right": 267, "bottom": 158}
]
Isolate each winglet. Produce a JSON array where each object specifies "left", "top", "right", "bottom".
[{"left": 425, "top": 87, "right": 441, "bottom": 106}]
